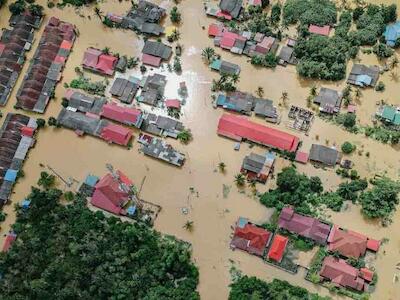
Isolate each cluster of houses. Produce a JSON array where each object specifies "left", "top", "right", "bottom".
[
  {"left": 0, "top": 13, "right": 42, "bottom": 106},
  {"left": 215, "top": 91, "right": 278, "bottom": 122},
  {"left": 15, "top": 17, "right": 76, "bottom": 113},
  {"left": 107, "top": 0, "right": 166, "bottom": 36},
  {"left": 231, "top": 206, "right": 380, "bottom": 293},
  {"left": 0, "top": 113, "right": 37, "bottom": 206}
]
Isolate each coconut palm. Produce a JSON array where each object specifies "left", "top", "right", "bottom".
[
  {"left": 234, "top": 173, "right": 246, "bottom": 187},
  {"left": 218, "top": 162, "right": 226, "bottom": 173},
  {"left": 256, "top": 86, "right": 264, "bottom": 98},
  {"left": 231, "top": 74, "right": 240, "bottom": 84},
  {"left": 354, "top": 88, "right": 362, "bottom": 100},
  {"left": 183, "top": 221, "right": 194, "bottom": 232},
  {"left": 280, "top": 91, "right": 289, "bottom": 107},
  {"left": 201, "top": 47, "right": 215, "bottom": 64},
  {"left": 309, "top": 85, "right": 317, "bottom": 97},
  {"left": 389, "top": 56, "right": 399, "bottom": 70},
  {"left": 94, "top": 6, "right": 103, "bottom": 20}
]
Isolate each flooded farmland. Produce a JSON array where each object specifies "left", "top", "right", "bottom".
[{"left": 0, "top": 0, "right": 400, "bottom": 299}]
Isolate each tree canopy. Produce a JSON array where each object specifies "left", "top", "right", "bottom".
[
  {"left": 0, "top": 187, "right": 199, "bottom": 299},
  {"left": 229, "top": 276, "right": 330, "bottom": 300},
  {"left": 283, "top": 0, "right": 337, "bottom": 26}
]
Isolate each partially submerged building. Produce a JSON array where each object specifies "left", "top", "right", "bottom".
[
  {"left": 141, "top": 41, "right": 172, "bottom": 67},
  {"left": 376, "top": 105, "right": 400, "bottom": 127},
  {"left": 140, "top": 113, "right": 184, "bottom": 138},
  {"left": 82, "top": 47, "right": 118, "bottom": 76},
  {"left": 309, "top": 144, "right": 341, "bottom": 167},
  {"left": 240, "top": 152, "right": 275, "bottom": 183},
  {"left": 314, "top": 88, "right": 342, "bottom": 114},
  {"left": 120, "top": 0, "right": 165, "bottom": 36},
  {"left": 100, "top": 102, "right": 143, "bottom": 128},
  {"left": 219, "top": 0, "right": 243, "bottom": 19},
  {"left": 110, "top": 77, "right": 139, "bottom": 104},
  {"left": 138, "top": 134, "right": 185, "bottom": 167},
  {"left": 384, "top": 22, "right": 400, "bottom": 47},
  {"left": 217, "top": 114, "right": 300, "bottom": 152},
  {"left": 91, "top": 170, "right": 132, "bottom": 215},
  {"left": 0, "top": 113, "right": 37, "bottom": 206},
  {"left": 64, "top": 89, "right": 107, "bottom": 114},
  {"left": 254, "top": 99, "right": 279, "bottom": 123},
  {"left": 230, "top": 217, "right": 272, "bottom": 257},
  {"left": 347, "top": 64, "right": 379, "bottom": 88},
  {"left": 0, "top": 13, "right": 41, "bottom": 106},
  {"left": 267, "top": 234, "right": 288, "bottom": 263},
  {"left": 138, "top": 73, "right": 167, "bottom": 106},
  {"left": 16, "top": 17, "right": 76, "bottom": 113},
  {"left": 216, "top": 92, "right": 254, "bottom": 115},
  {"left": 278, "top": 46, "right": 297, "bottom": 66},
  {"left": 210, "top": 59, "right": 241, "bottom": 76},
  {"left": 278, "top": 206, "right": 332, "bottom": 245},
  {"left": 320, "top": 256, "right": 368, "bottom": 291},
  {"left": 327, "top": 225, "right": 380, "bottom": 259}
]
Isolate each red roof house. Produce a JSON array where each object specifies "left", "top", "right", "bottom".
[
  {"left": 100, "top": 124, "right": 133, "bottom": 146},
  {"left": 165, "top": 99, "right": 181, "bottom": 110},
  {"left": 2, "top": 233, "right": 17, "bottom": 252},
  {"left": 82, "top": 47, "right": 117, "bottom": 75},
  {"left": 366, "top": 239, "right": 380, "bottom": 252},
  {"left": 360, "top": 268, "right": 374, "bottom": 282},
  {"left": 309, "top": 25, "right": 331, "bottom": 36},
  {"left": 230, "top": 219, "right": 272, "bottom": 257},
  {"left": 267, "top": 234, "right": 288, "bottom": 263},
  {"left": 278, "top": 206, "right": 331, "bottom": 244},
  {"left": 220, "top": 31, "right": 238, "bottom": 49},
  {"left": 256, "top": 36, "right": 276, "bottom": 54},
  {"left": 142, "top": 53, "right": 162, "bottom": 67},
  {"left": 320, "top": 256, "right": 365, "bottom": 291},
  {"left": 217, "top": 114, "right": 299, "bottom": 152},
  {"left": 327, "top": 226, "right": 368, "bottom": 258},
  {"left": 21, "top": 126, "right": 35, "bottom": 137},
  {"left": 295, "top": 151, "right": 309, "bottom": 164},
  {"left": 208, "top": 23, "right": 223, "bottom": 37},
  {"left": 82, "top": 47, "right": 102, "bottom": 68},
  {"left": 216, "top": 10, "right": 233, "bottom": 20},
  {"left": 101, "top": 103, "right": 142, "bottom": 127},
  {"left": 90, "top": 172, "right": 131, "bottom": 215},
  {"left": 96, "top": 55, "right": 118, "bottom": 75}
]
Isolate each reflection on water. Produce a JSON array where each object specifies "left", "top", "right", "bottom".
[{"left": 0, "top": 0, "right": 400, "bottom": 299}]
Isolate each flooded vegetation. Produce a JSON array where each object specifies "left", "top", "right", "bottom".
[{"left": 0, "top": 0, "right": 400, "bottom": 299}]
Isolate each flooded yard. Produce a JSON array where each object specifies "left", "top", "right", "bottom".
[{"left": 0, "top": 0, "right": 400, "bottom": 299}]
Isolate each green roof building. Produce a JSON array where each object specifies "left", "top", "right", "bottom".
[{"left": 379, "top": 106, "right": 400, "bottom": 126}]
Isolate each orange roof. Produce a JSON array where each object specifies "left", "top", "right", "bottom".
[
  {"left": 360, "top": 268, "right": 374, "bottom": 282},
  {"left": 267, "top": 234, "right": 288, "bottom": 263},
  {"left": 327, "top": 226, "right": 367, "bottom": 258},
  {"left": 366, "top": 239, "right": 380, "bottom": 252},
  {"left": 60, "top": 40, "right": 73, "bottom": 50}
]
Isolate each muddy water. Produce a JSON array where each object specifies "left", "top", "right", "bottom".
[{"left": 0, "top": 0, "right": 400, "bottom": 299}]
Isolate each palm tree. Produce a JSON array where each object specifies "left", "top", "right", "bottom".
[
  {"left": 234, "top": 173, "right": 246, "bottom": 187},
  {"left": 102, "top": 47, "right": 110, "bottom": 55},
  {"left": 218, "top": 162, "right": 226, "bottom": 173},
  {"left": 389, "top": 56, "right": 399, "bottom": 70},
  {"left": 309, "top": 85, "right": 317, "bottom": 97},
  {"left": 390, "top": 71, "right": 399, "bottom": 82},
  {"left": 183, "top": 221, "right": 194, "bottom": 232},
  {"left": 354, "top": 88, "right": 362, "bottom": 100},
  {"left": 94, "top": 6, "right": 103, "bottom": 20},
  {"left": 280, "top": 91, "right": 289, "bottom": 107},
  {"left": 256, "top": 86, "right": 264, "bottom": 98},
  {"left": 231, "top": 74, "right": 240, "bottom": 84},
  {"left": 201, "top": 47, "right": 215, "bottom": 64}
]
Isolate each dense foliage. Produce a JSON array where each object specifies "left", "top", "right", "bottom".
[
  {"left": 0, "top": 187, "right": 199, "bottom": 299},
  {"left": 229, "top": 276, "right": 330, "bottom": 300},
  {"left": 283, "top": 0, "right": 337, "bottom": 26},
  {"left": 359, "top": 177, "right": 400, "bottom": 220}
]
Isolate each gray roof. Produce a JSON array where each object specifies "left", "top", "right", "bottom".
[
  {"left": 141, "top": 136, "right": 185, "bottom": 167},
  {"left": 254, "top": 99, "right": 277, "bottom": 118},
  {"left": 219, "top": 0, "right": 243, "bottom": 19},
  {"left": 314, "top": 88, "right": 341, "bottom": 114},
  {"left": 309, "top": 144, "right": 340, "bottom": 166},
  {"left": 220, "top": 61, "right": 241, "bottom": 75},
  {"left": 242, "top": 153, "right": 266, "bottom": 174},
  {"left": 347, "top": 64, "right": 379, "bottom": 87},
  {"left": 142, "top": 41, "right": 172, "bottom": 60},
  {"left": 68, "top": 91, "right": 106, "bottom": 114},
  {"left": 57, "top": 108, "right": 107, "bottom": 136},
  {"left": 110, "top": 78, "right": 139, "bottom": 104},
  {"left": 278, "top": 46, "right": 296, "bottom": 64},
  {"left": 115, "top": 56, "right": 127, "bottom": 72}
]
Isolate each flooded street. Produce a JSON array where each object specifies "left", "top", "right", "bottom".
[{"left": 1, "top": 0, "right": 400, "bottom": 299}]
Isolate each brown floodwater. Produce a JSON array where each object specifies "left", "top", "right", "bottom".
[{"left": 0, "top": 0, "right": 400, "bottom": 299}]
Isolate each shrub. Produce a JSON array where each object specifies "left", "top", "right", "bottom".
[{"left": 341, "top": 141, "right": 356, "bottom": 154}]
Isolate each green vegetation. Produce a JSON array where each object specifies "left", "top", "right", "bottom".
[
  {"left": 68, "top": 76, "right": 107, "bottom": 96},
  {"left": 359, "top": 176, "right": 400, "bottom": 221},
  {"left": 37, "top": 171, "right": 55, "bottom": 189},
  {"left": 36, "top": 118, "right": 46, "bottom": 128},
  {"left": 306, "top": 247, "right": 328, "bottom": 284},
  {"left": 173, "top": 56, "right": 182, "bottom": 73},
  {"left": 0, "top": 211, "right": 6, "bottom": 222},
  {"left": 0, "top": 184, "right": 199, "bottom": 299},
  {"left": 337, "top": 179, "right": 368, "bottom": 202},
  {"left": 218, "top": 162, "right": 226, "bottom": 173},
  {"left": 283, "top": 0, "right": 337, "bottom": 27},
  {"left": 9, "top": 0, "right": 44, "bottom": 16},
  {"left": 201, "top": 47, "right": 216, "bottom": 64},
  {"left": 170, "top": 6, "right": 181, "bottom": 24},
  {"left": 211, "top": 74, "right": 238, "bottom": 92},
  {"left": 270, "top": 3, "right": 282, "bottom": 25},
  {"left": 375, "top": 81, "right": 385, "bottom": 91},
  {"left": 278, "top": 228, "right": 315, "bottom": 251},
  {"left": 373, "top": 43, "right": 394, "bottom": 59},
  {"left": 341, "top": 141, "right": 356, "bottom": 154},
  {"left": 234, "top": 173, "right": 246, "bottom": 187},
  {"left": 251, "top": 52, "right": 279, "bottom": 68},
  {"left": 58, "top": 0, "right": 96, "bottom": 7},
  {"left": 229, "top": 276, "right": 330, "bottom": 300},
  {"left": 177, "top": 129, "right": 192, "bottom": 144}
]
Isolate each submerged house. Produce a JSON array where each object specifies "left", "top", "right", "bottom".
[
  {"left": 16, "top": 17, "right": 76, "bottom": 113},
  {"left": 120, "top": 0, "right": 165, "bottom": 36},
  {"left": 314, "top": 87, "right": 342, "bottom": 114},
  {"left": 240, "top": 152, "right": 275, "bottom": 183},
  {"left": 327, "top": 225, "right": 380, "bottom": 259},
  {"left": 0, "top": 13, "right": 41, "bottom": 106},
  {"left": 347, "top": 64, "right": 379, "bottom": 88},
  {"left": 217, "top": 114, "right": 300, "bottom": 152},
  {"left": 309, "top": 144, "right": 341, "bottom": 166},
  {"left": 219, "top": 0, "right": 243, "bottom": 19},
  {"left": 82, "top": 47, "right": 118, "bottom": 76},
  {"left": 210, "top": 59, "right": 241, "bottom": 76},
  {"left": 140, "top": 113, "right": 184, "bottom": 138},
  {"left": 384, "top": 22, "right": 400, "bottom": 47},
  {"left": 376, "top": 105, "right": 400, "bottom": 127},
  {"left": 230, "top": 217, "right": 272, "bottom": 257},
  {"left": 91, "top": 171, "right": 132, "bottom": 215},
  {"left": 278, "top": 46, "right": 297, "bottom": 66},
  {"left": 138, "top": 73, "right": 167, "bottom": 106},
  {"left": 100, "top": 102, "right": 143, "bottom": 128},
  {"left": 278, "top": 206, "right": 332, "bottom": 245},
  {"left": 138, "top": 134, "right": 185, "bottom": 167},
  {"left": 64, "top": 89, "right": 107, "bottom": 114},
  {"left": 254, "top": 99, "right": 279, "bottom": 123},
  {"left": 141, "top": 41, "right": 172, "bottom": 67},
  {"left": 267, "top": 234, "right": 288, "bottom": 263},
  {"left": 216, "top": 92, "right": 254, "bottom": 115},
  {"left": 0, "top": 113, "right": 37, "bottom": 206},
  {"left": 110, "top": 78, "right": 139, "bottom": 104}
]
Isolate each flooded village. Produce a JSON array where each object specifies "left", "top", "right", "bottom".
[{"left": 0, "top": 0, "right": 400, "bottom": 299}]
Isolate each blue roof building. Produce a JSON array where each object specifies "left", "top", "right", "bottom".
[
  {"left": 4, "top": 169, "right": 18, "bottom": 183},
  {"left": 21, "top": 199, "right": 31, "bottom": 209},
  {"left": 384, "top": 22, "right": 400, "bottom": 47},
  {"left": 84, "top": 174, "right": 99, "bottom": 187},
  {"left": 127, "top": 205, "right": 136, "bottom": 216}
]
